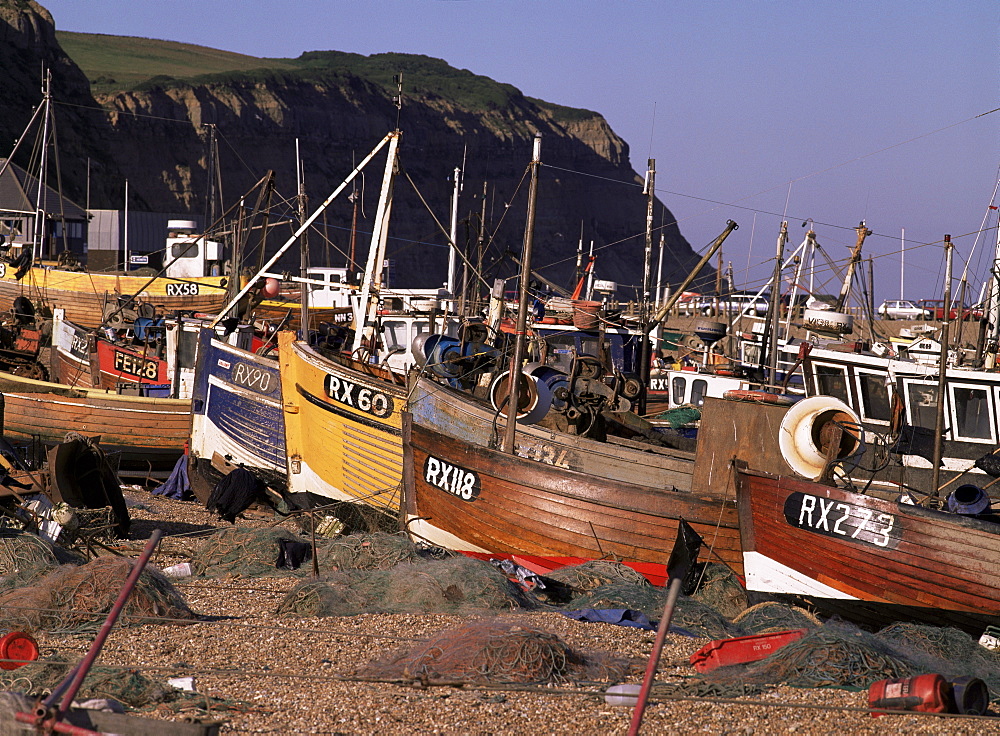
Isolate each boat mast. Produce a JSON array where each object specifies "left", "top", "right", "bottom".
[
  {"left": 764, "top": 221, "right": 788, "bottom": 387},
  {"left": 835, "top": 222, "right": 871, "bottom": 312},
  {"left": 296, "top": 139, "right": 310, "bottom": 336},
  {"left": 983, "top": 211, "right": 1000, "bottom": 368},
  {"left": 351, "top": 132, "right": 401, "bottom": 356},
  {"left": 446, "top": 165, "right": 461, "bottom": 297},
  {"left": 502, "top": 133, "right": 542, "bottom": 455},
  {"left": 931, "top": 235, "right": 953, "bottom": 497},
  {"left": 638, "top": 158, "right": 656, "bottom": 414},
  {"left": 32, "top": 70, "right": 53, "bottom": 264}
]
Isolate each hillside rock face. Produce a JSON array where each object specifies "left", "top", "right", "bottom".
[{"left": 2, "top": 1, "right": 712, "bottom": 294}]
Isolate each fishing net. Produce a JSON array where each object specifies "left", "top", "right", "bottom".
[
  {"left": 0, "top": 656, "right": 174, "bottom": 709},
  {"left": 276, "top": 556, "right": 538, "bottom": 617},
  {"left": 654, "top": 405, "right": 701, "bottom": 428},
  {"left": 691, "top": 563, "right": 748, "bottom": 620},
  {"left": 543, "top": 561, "right": 650, "bottom": 591},
  {"left": 0, "top": 531, "right": 62, "bottom": 589},
  {"left": 316, "top": 532, "right": 449, "bottom": 571},
  {"left": 732, "top": 601, "right": 822, "bottom": 635},
  {"left": 568, "top": 583, "right": 738, "bottom": 639},
  {"left": 0, "top": 557, "right": 198, "bottom": 634},
  {"left": 363, "top": 619, "right": 632, "bottom": 685},
  {"left": 190, "top": 527, "right": 303, "bottom": 577}
]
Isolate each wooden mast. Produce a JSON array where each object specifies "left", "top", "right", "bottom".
[{"left": 502, "top": 133, "right": 542, "bottom": 455}]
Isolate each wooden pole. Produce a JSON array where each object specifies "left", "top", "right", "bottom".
[
  {"left": 627, "top": 577, "right": 682, "bottom": 736},
  {"left": 931, "top": 235, "right": 953, "bottom": 498}
]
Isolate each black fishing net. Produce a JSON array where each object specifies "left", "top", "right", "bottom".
[
  {"left": 363, "top": 619, "right": 633, "bottom": 685},
  {"left": 0, "top": 557, "right": 198, "bottom": 634},
  {"left": 276, "top": 556, "right": 538, "bottom": 617},
  {"left": 316, "top": 532, "right": 449, "bottom": 571}
]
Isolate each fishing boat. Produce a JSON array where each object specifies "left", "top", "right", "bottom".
[
  {"left": 732, "top": 394, "right": 1000, "bottom": 634},
  {"left": 0, "top": 371, "right": 191, "bottom": 473},
  {"left": 188, "top": 324, "right": 286, "bottom": 500},
  {"left": 402, "top": 374, "right": 742, "bottom": 571}
]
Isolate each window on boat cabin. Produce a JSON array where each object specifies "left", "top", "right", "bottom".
[
  {"left": 380, "top": 320, "right": 408, "bottom": 355},
  {"left": 691, "top": 379, "right": 708, "bottom": 407},
  {"left": 951, "top": 385, "right": 993, "bottom": 441},
  {"left": 856, "top": 371, "right": 891, "bottom": 423},
  {"left": 176, "top": 327, "right": 199, "bottom": 369},
  {"left": 904, "top": 381, "right": 938, "bottom": 429},
  {"left": 812, "top": 363, "right": 850, "bottom": 405},
  {"left": 672, "top": 376, "right": 686, "bottom": 405},
  {"left": 171, "top": 241, "right": 199, "bottom": 259}
]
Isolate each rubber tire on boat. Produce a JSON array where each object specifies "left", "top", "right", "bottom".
[{"left": 722, "top": 389, "right": 796, "bottom": 406}]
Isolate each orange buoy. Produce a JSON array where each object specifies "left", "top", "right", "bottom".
[
  {"left": 869, "top": 674, "right": 951, "bottom": 716},
  {"left": 0, "top": 631, "right": 39, "bottom": 670},
  {"left": 721, "top": 389, "right": 796, "bottom": 406}
]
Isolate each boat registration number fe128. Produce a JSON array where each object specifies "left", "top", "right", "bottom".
[{"left": 782, "top": 492, "right": 899, "bottom": 549}]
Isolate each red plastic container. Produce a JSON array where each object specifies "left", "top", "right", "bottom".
[
  {"left": 869, "top": 674, "right": 951, "bottom": 717},
  {"left": 0, "top": 631, "right": 39, "bottom": 670},
  {"left": 689, "top": 629, "right": 807, "bottom": 673}
]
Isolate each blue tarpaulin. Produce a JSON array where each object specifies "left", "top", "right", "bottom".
[{"left": 152, "top": 456, "right": 190, "bottom": 500}]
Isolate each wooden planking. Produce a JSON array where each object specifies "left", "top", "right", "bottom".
[
  {"left": 738, "top": 468, "right": 1000, "bottom": 615},
  {"left": 409, "top": 420, "right": 742, "bottom": 572}
]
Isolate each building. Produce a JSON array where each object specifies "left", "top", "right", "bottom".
[{"left": 0, "top": 158, "right": 87, "bottom": 262}]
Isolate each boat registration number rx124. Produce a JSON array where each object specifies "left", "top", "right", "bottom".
[
  {"left": 423, "top": 455, "right": 481, "bottom": 501},
  {"left": 782, "top": 492, "right": 898, "bottom": 549}
]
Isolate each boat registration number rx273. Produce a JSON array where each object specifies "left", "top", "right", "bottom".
[
  {"left": 423, "top": 455, "right": 481, "bottom": 501},
  {"left": 782, "top": 492, "right": 898, "bottom": 549}
]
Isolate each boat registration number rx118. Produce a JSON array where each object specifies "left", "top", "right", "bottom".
[{"left": 782, "top": 492, "right": 898, "bottom": 549}]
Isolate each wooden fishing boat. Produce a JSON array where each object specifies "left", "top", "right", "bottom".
[
  {"left": 189, "top": 325, "right": 286, "bottom": 497},
  {"left": 0, "top": 372, "right": 190, "bottom": 472},
  {"left": 403, "top": 374, "right": 743, "bottom": 573},
  {"left": 734, "top": 464, "right": 1000, "bottom": 634},
  {"left": 0, "top": 266, "right": 228, "bottom": 329}
]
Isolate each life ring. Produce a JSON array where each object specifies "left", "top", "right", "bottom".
[{"left": 722, "top": 389, "right": 796, "bottom": 406}]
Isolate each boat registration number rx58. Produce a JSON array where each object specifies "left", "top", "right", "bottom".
[{"left": 782, "top": 492, "right": 898, "bottom": 549}]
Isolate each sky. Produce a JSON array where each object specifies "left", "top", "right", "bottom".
[{"left": 39, "top": 0, "right": 1000, "bottom": 304}]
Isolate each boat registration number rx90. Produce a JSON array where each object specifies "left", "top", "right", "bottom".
[{"left": 782, "top": 492, "right": 898, "bottom": 549}]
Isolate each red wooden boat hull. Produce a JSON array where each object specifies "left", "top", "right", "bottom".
[
  {"left": 735, "top": 465, "right": 1000, "bottom": 632},
  {"left": 404, "top": 413, "right": 742, "bottom": 575}
]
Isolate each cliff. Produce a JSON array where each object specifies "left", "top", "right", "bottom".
[{"left": 1, "top": 1, "right": 713, "bottom": 294}]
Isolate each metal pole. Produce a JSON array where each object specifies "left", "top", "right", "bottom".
[
  {"left": 646, "top": 220, "right": 739, "bottom": 333},
  {"left": 654, "top": 233, "right": 665, "bottom": 309},
  {"left": 627, "top": 576, "right": 683, "bottom": 736},
  {"left": 932, "top": 235, "right": 953, "bottom": 497},
  {"left": 503, "top": 134, "right": 542, "bottom": 455},
  {"left": 297, "top": 139, "right": 310, "bottom": 337}
]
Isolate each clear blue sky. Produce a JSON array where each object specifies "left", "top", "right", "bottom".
[{"left": 41, "top": 0, "right": 1000, "bottom": 304}]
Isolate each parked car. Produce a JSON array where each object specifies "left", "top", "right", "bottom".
[
  {"left": 699, "top": 293, "right": 769, "bottom": 317},
  {"left": 916, "top": 300, "right": 983, "bottom": 321},
  {"left": 877, "top": 299, "right": 931, "bottom": 320}
]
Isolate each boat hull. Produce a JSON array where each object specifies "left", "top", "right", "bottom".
[
  {"left": 735, "top": 466, "right": 1000, "bottom": 632},
  {"left": 0, "top": 373, "right": 190, "bottom": 470},
  {"left": 1, "top": 267, "right": 228, "bottom": 329},
  {"left": 189, "top": 327, "right": 286, "bottom": 496},
  {"left": 279, "top": 332, "right": 406, "bottom": 513}
]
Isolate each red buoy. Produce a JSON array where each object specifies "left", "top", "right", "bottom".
[
  {"left": 869, "top": 674, "right": 951, "bottom": 716},
  {"left": 261, "top": 277, "right": 281, "bottom": 298},
  {"left": 0, "top": 631, "right": 39, "bottom": 670}
]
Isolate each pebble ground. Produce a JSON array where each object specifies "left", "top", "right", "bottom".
[{"left": 25, "top": 488, "right": 1000, "bottom": 735}]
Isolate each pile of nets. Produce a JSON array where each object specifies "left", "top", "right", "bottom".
[
  {"left": 0, "top": 655, "right": 174, "bottom": 708},
  {"left": 733, "top": 601, "right": 821, "bottom": 635},
  {"left": 0, "top": 556, "right": 198, "bottom": 634},
  {"left": 0, "top": 530, "right": 75, "bottom": 592},
  {"left": 691, "top": 563, "right": 749, "bottom": 620},
  {"left": 191, "top": 528, "right": 447, "bottom": 578},
  {"left": 276, "top": 556, "right": 537, "bottom": 617},
  {"left": 363, "top": 619, "right": 632, "bottom": 685},
  {"left": 544, "top": 560, "right": 650, "bottom": 591},
  {"left": 662, "top": 619, "right": 1000, "bottom": 700}
]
